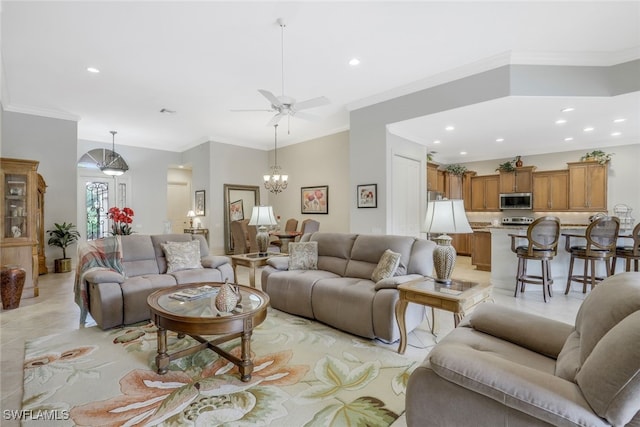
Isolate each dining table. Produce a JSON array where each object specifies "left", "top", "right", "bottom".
[{"left": 270, "top": 231, "right": 302, "bottom": 253}]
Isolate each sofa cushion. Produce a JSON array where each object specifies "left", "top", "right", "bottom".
[
  {"left": 120, "top": 234, "right": 160, "bottom": 277},
  {"left": 555, "top": 331, "right": 581, "bottom": 381},
  {"left": 371, "top": 249, "right": 401, "bottom": 282},
  {"left": 576, "top": 310, "right": 640, "bottom": 426},
  {"left": 574, "top": 272, "right": 640, "bottom": 363},
  {"left": 288, "top": 241, "right": 318, "bottom": 270},
  {"left": 309, "top": 233, "right": 357, "bottom": 276},
  {"left": 345, "top": 234, "right": 414, "bottom": 279},
  {"left": 161, "top": 240, "right": 203, "bottom": 273},
  {"left": 265, "top": 270, "right": 340, "bottom": 318}
]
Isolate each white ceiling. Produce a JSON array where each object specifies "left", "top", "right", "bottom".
[{"left": 2, "top": 1, "right": 640, "bottom": 162}]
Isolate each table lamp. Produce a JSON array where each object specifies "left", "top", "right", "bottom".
[
  {"left": 248, "top": 206, "right": 278, "bottom": 255},
  {"left": 424, "top": 199, "right": 472, "bottom": 284},
  {"left": 187, "top": 210, "right": 196, "bottom": 228}
]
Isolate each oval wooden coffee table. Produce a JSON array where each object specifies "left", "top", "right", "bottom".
[{"left": 147, "top": 282, "right": 269, "bottom": 381}]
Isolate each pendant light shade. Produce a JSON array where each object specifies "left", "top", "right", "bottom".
[
  {"left": 263, "top": 124, "right": 288, "bottom": 194},
  {"left": 100, "top": 131, "right": 129, "bottom": 176}
]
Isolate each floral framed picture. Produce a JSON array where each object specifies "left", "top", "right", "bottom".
[
  {"left": 195, "top": 190, "right": 206, "bottom": 216},
  {"left": 229, "top": 199, "right": 244, "bottom": 221},
  {"left": 357, "top": 184, "right": 377, "bottom": 208},
  {"left": 301, "top": 186, "right": 329, "bottom": 214}
]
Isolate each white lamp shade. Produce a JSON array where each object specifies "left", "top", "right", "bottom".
[
  {"left": 248, "top": 206, "right": 278, "bottom": 227},
  {"left": 187, "top": 210, "right": 196, "bottom": 218},
  {"left": 425, "top": 199, "right": 472, "bottom": 234}
]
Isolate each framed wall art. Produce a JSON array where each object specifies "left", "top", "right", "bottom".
[
  {"left": 194, "top": 190, "right": 206, "bottom": 216},
  {"left": 301, "top": 185, "right": 329, "bottom": 214},
  {"left": 357, "top": 184, "right": 377, "bottom": 208},
  {"left": 229, "top": 199, "right": 244, "bottom": 221}
]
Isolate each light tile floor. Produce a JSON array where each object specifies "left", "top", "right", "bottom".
[{"left": 0, "top": 257, "right": 588, "bottom": 426}]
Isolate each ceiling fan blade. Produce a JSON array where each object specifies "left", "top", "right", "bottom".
[
  {"left": 258, "top": 89, "right": 283, "bottom": 108},
  {"left": 267, "top": 112, "right": 286, "bottom": 126},
  {"left": 292, "top": 111, "right": 320, "bottom": 122},
  {"left": 293, "top": 96, "right": 330, "bottom": 111},
  {"left": 230, "top": 108, "right": 274, "bottom": 112}
]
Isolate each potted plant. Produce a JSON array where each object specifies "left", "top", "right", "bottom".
[
  {"left": 47, "top": 222, "right": 81, "bottom": 273},
  {"left": 496, "top": 159, "right": 516, "bottom": 172},
  {"left": 445, "top": 164, "right": 467, "bottom": 176},
  {"left": 580, "top": 150, "right": 613, "bottom": 165}
]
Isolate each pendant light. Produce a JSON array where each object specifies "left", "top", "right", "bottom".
[
  {"left": 263, "top": 124, "right": 288, "bottom": 194},
  {"left": 100, "top": 131, "right": 129, "bottom": 176}
]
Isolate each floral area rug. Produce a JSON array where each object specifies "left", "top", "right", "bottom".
[{"left": 22, "top": 308, "right": 423, "bottom": 426}]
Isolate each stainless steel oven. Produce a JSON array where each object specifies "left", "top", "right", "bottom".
[{"left": 499, "top": 193, "right": 533, "bottom": 210}]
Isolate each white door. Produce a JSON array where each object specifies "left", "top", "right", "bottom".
[
  {"left": 167, "top": 182, "right": 190, "bottom": 233},
  {"left": 392, "top": 155, "right": 421, "bottom": 237},
  {"left": 77, "top": 172, "right": 130, "bottom": 240}
]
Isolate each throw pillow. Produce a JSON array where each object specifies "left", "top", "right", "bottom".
[
  {"left": 161, "top": 240, "right": 203, "bottom": 273},
  {"left": 288, "top": 241, "right": 318, "bottom": 270},
  {"left": 371, "top": 249, "right": 401, "bottom": 282}
]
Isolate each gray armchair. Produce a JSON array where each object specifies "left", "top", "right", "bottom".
[{"left": 406, "top": 272, "right": 640, "bottom": 426}]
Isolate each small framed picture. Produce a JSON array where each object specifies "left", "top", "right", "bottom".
[
  {"left": 195, "top": 190, "right": 206, "bottom": 216},
  {"left": 357, "top": 184, "right": 377, "bottom": 208},
  {"left": 229, "top": 199, "right": 244, "bottom": 221},
  {"left": 301, "top": 186, "right": 329, "bottom": 214}
]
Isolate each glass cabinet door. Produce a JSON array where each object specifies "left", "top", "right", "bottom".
[{"left": 4, "top": 173, "right": 29, "bottom": 239}]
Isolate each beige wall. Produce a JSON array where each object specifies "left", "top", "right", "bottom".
[{"left": 265, "top": 131, "right": 350, "bottom": 234}]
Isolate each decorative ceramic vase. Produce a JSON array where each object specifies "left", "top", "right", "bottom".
[
  {"left": 515, "top": 156, "right": 523, "bottom": 167},
  {"left": 1, "top": 265, "right": 26, "bottom": 310},
  {"left": 215, "top": 281, "right": 238, "bottom": 312}
]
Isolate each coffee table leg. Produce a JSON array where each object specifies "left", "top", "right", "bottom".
[
  {"left": 239, "top": 330, "right": 254, "bottom": 382},
  {"left": 395, "top": 298, "right": 408, "bottom": 354},
  {"left": 156, "top": 326, "right": 169, "bottom": 374}
]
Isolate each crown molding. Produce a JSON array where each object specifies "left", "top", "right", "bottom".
[
  {"left": 3, "top": 103, "right": 80, "bottom": 122},
  {"left": 347, "top": 48, "right": 640, "bottom": 112}
]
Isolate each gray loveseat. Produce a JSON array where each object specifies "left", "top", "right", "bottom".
[
  {"left": 83, "top": 234, "right": 233, "bottom": 329},
  {"left": 406, "top": 272, "right": 640, "bottom": 426},
  {"left": 261, "top": 232, "right": 436, "bottom": 342}
]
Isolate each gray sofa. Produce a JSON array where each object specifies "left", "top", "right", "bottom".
[
  {"left": 261, "top": 232, "right": 436, "bottom": 342},
  {"left": 406, "top": 272, "right": 640, "bottom": 426},
  {"left": 84, "top": 234, "right": 233, "bottom": 329}
]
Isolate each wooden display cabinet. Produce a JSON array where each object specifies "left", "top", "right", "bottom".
[
  {"left": 532, "top": 170, "right": 569, "bottom": 211},
  {"left": 1, "top": 158, "right": 40, "bottom": 298},
  {"left": 567, "top": 161, "right": 608, "bottom": 211}
]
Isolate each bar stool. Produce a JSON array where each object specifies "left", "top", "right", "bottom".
[
  {"left": 509, "top": 216, "right": 561, "bottom": 302},
  {"left": 612, "top": 222, "right": 640, "bottom": 273},
  {"left": 564, "top": 216, "right": 620, "bottom": 294}
]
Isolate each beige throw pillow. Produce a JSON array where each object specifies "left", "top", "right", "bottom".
[
  {"left": 372, "top": 249, "right": 401, "bottom": 282},
  {"left": 288, "top": 242, "right": 318, "bottom": 270},
  {"left": 161, "top": 240, "right": 203, "bottom": 273}
]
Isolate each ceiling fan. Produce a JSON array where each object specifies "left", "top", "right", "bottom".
[{"left": 232, "top": 18, "right": 330, "bottom": 128}]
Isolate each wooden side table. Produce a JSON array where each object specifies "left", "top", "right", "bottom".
[
  {"left": 184, "top": 228, "right": 209, "bottom": 244},
  {"left": 395, "top": 278, "right": 492, "bottom": 354},
  {"left": 231, "top": 252, "right": 286, "bottom": 288}
]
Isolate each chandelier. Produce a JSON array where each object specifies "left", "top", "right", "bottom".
[
  {"left": 263, "top": 124, "right": 288, "bottom": 194},
  {"left": 100, "top": 131, "right": 129, "bottom": 176}
]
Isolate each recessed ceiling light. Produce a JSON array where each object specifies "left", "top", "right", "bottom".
[
  {"left": 613, "top": 118, "right": 626, "bottom": 123},
  {"left": 611, "top": 132, "right": 622, "bottom": 137},
  {"left": 564, "top": 137, "right": 574, "bottom": 141},
  {"left": 555, "top": 119, "right": 567, "bottom": 125},
  {"left": 460, "top": 151, "right": 467, "bottom": 155},
  {"left": 348, "top": 58, "right": 360, "bottom": 66},
  {"left": 445, "top": 126, "right": 455, "bottom": 131},
  {"left": 561, "top": 107, "right": 575, "bottom": 113},
  {"left": 496, "top": 138, "right": 504, "bottom": 142},
  {"left": 87, "top": 67, "right": 100, "bottom": 73},
  {"left": 433, "top": 140, "right": 441, "bottom": 144},
  {"left": 583, "top": 127, "right": 595, "bottom": 132}
]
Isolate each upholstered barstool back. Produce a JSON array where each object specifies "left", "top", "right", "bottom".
[
  {"left": 509, "top": 216, "right": 561, "bottom": 302},
  {"left": 565, "top": 216, "right": 620, "bottom": 294},
  {"left": 612, "top": 222, "right": 640, "bottom": 273}
]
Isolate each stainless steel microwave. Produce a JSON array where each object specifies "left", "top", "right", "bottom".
[{"left": 499, "top": 193, "right": 533, "bottom": 210}]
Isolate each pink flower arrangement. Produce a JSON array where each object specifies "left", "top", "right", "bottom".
[{"left": 107, "top": 207, "right": 135, "bottom": 235}]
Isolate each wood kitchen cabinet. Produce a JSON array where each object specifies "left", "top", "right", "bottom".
[
  {"left": 532, "top": 170, "right": 568, "bottom": 211},
  {"left": 451, "top": 233, "right": 472, "bottom": 256},
  {"left": 427, "top": 162, "right": 438, "bottom": 191},
  {"left": 1, "top": 158, "right": 40, "bottom": 298},
  {"left": 471, "top": 230, "right": 491, "bottom": 271},
  {"left": 567, "top": 161, "right": 608, "bottom": 211},
  {"left": 499, "top": 166, "right": 535, "bottom": 193},
  {"left": 470, "top": 175, "right": 500, "bottom": 211},
  {"left": 445, "top": 173, "right": 463, "bottom": 199}
]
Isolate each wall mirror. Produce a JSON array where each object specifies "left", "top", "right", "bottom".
[{"left": 223, "top": 184, "right": 260, "bottom": 254}]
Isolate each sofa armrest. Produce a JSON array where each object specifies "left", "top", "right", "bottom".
[
  {"left": 468, "top": 304, "right": 574, "bottom": 358},
  {"left": 266, "top": 256, "right": 290, "bottom": 271},
  {"left": 428, "top": 343, "right": 604, "bottom": 426},
  {"left": 374, "top": 274, "right": 424, "bottom": 290},
  {"left": 84, "top": 269, "right": 125, "bottom": 284},
  {"left": 201, "top": 255, "right": 230, "bottom": 269}
]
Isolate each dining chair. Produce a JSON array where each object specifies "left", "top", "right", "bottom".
[
  {"left": 612, "top": 222, "right": 640, "bottom": 273},
  {"left": 284, "top": 218, "right": 298, "bottom": 232},
  {"left": 295, "top": 219, "right": 320, "bottom": 241},
  {"left": 509, "top": 216, "right": 561, "bottom": 302},
  {"left": 230, "top": 220, "right": 250, "bottom": 254},
  {"left": 564, "top": 216, "right": 620, "bottom": 294}
]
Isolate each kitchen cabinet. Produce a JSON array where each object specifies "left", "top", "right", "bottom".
[
  {"left": 445, "top": 173, "right": 463, "bottom": 199},
  {"left": 499, "top": 166, "right": 535, "bottom": 193},
  {"left": 567, "top": 161, "right": 608, "bottom": 211},
  {"left": 451, "top": 233, "right": 472, "bottom": 256},
  {"left": 532, "top": 170, "right": 568, "bottom": 211},
  {"left": 470, "top": 175, "right": 500, "bottom": 211},
  {"left": 462, "top": 171, "right": 476, "bottom": 211},
  {"left": 1, "top": 158, "right": 40, "bottom": 298},
  {"left": 437, "top": 170, "right": 445, "bottom": 193},
  {"left": 427, "top": 162, "right": 438, "bottom": 191},
  {"left": 471, "top": 230, "right": 491, "bottom": 271}
]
